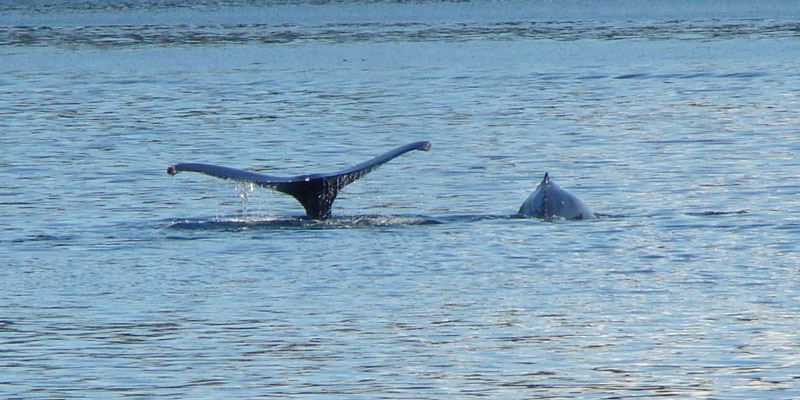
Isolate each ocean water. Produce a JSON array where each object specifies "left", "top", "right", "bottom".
[{"left": 1, "top": 1, "right": 799, "bottom": 398}]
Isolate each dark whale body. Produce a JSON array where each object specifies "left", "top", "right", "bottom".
[
  {"left": 518, "top": 173, "right": 595, "bottom": 220},
  {"left": 167, "top": 141, "right": 431, "bottom": 219}
]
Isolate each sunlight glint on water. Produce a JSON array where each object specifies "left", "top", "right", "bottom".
[{"left": 1, "top": 1, "right": 799, "bottom": 398}]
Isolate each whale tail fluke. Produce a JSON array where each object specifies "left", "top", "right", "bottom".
[{"left": 168, "top": 141, "right": 431, "bottom": 219}]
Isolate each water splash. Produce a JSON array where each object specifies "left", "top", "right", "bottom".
[
  {"left": 235, "top": 182, "right": 255, "bottom": 219},
  {"left": 167, "top": 214, "right": 443, "bottom": 231}
]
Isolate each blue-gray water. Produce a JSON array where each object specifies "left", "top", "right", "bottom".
[{"left": 2, "top": 1, "right": 799, "bottom": 398}]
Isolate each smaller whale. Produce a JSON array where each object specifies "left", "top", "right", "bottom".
[{"left": 519, "top": 173, "right": 595, "bottom": 220}]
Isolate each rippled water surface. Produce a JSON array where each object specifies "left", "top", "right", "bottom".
[{"left": 2, "top": 1, "right": 799, "bottom": 398}]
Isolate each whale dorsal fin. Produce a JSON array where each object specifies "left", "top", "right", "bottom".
[
  {"left": 167, "top": 141, "right": 431, "bottom": 219},
  {"left": 518, "top": 172, "right": 595, "bottom": 220}
]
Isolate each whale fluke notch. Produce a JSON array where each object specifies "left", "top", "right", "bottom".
[
  {"left": 518, "top": 172, "right": 595, "bottom": 220},
  {"left": 168, "top": 141, "right": 431, "bottom": 220}
]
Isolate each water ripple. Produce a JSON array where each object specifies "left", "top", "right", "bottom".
[
  {"left": 2, "top": 2, "right": 799, "bottom": 398},
  {"left": 2, "top": 20, "right": 799, "bottom": 49}
]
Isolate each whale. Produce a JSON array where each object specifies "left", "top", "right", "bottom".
[
  {"left": 168, "top": 142, "right": 596, "bottom": 222},
  {"left": 167, "top": 141, "right": 431, "bottom": 219},
  {"left": 518, "top": 172, "right": 595, "bottom": 220}
]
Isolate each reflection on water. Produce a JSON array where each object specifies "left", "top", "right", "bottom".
[
  {"left": 1, "top": 0, "right": 799, "bottom": 398},
  {"left": 3, "top": 19, "right": 800, "bottom": 48}
]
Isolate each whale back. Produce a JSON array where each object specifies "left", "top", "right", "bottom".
[{"left": 519, "top": 173, "right": 595, "bottom": 220}]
